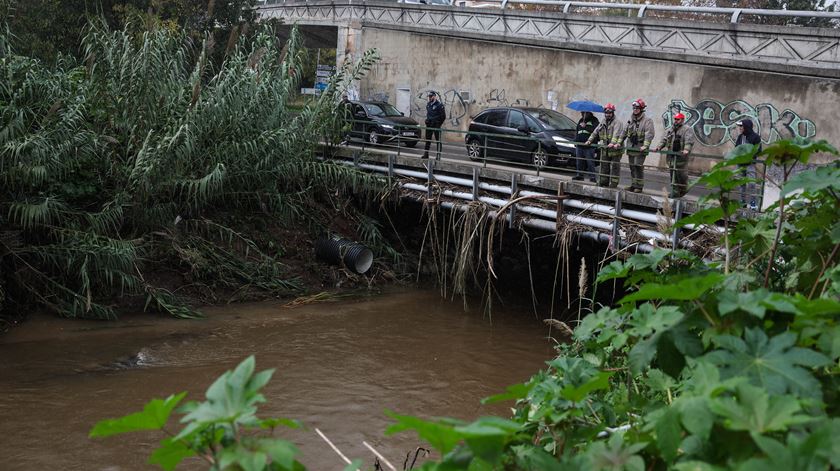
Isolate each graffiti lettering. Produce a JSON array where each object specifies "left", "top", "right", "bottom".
[
  {"left": 663, "top": 99, "right": 816, "bottom": 147},
  {"left": 487, "top": 88, "right": 508, "bottom": 107}
]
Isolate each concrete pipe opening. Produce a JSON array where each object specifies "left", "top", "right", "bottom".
[{"left": 314, "top": 235, "right": 374, "bottom": 275}]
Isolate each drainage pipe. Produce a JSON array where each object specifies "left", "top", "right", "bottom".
[{"left": 314, "top": 235, "right": 374, "bottom": 274}]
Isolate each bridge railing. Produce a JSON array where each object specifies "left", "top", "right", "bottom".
[
  {"left": 338, "top": 118, "right": 766, "bottom": 209},
  {"left": 493, "top": 1, "right": 840, "bottom": 26},
  {"left": 257, "top": 0, "right": 840, "bottom": 26}
]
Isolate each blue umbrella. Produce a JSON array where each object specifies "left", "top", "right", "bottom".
[{"left": 566, "top": 100, "right": 604, "bottom": 113}]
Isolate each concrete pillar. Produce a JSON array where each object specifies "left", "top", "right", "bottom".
[{"left": 337, "top": 22, "right": 363, "bottom": 100}]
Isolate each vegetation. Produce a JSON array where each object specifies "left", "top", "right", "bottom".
[
  {"left": 386, "top": 140, "right": 840, "bottom": 469},
  {"left": 0, "top": 17, "right": 386, "bottom": 324}
]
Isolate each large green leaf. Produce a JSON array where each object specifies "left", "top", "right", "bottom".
[
  {"left": 761, "top": 138, "right": 838, "bottom": 166},
  {"left": 655, "top": 407, "right": 682, "bottom": 462},
  {"left": 619, "top": 273, "right": 725, "bottom": 304},
  {"left": 385, "top": 411, "right": 465, "bottom": 455},
  {"left": 89, "top": 392, "right": 187, "bottom": 438},
  {"left": 717, "top": 289, "right": 768, "bottom": 318},
  {"left": 782, "top": 163, "right": 840, "bottom": 196},
  {"left": 705, "top": 328, "right": 829, "bottom": 398},
  {"left": 709, "top": 384, "right": 811, "bottom": 433},
  {"left": 148, "top": 437, "right": 196, "bottom": 471}
]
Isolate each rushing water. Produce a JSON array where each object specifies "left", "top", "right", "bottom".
[{"left": 0, "top": 289, "right": 555, "bottom": 470}]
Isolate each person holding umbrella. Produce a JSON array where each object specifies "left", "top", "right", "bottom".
[{"left": 567, "top": 101, "right": 602, "bottom": 182}]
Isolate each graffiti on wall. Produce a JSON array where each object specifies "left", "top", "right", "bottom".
[
  {"left": 662, "top": 99, "right": 816, "bottom": 147},
  {"left": 412, "top": 89, "right": 470, "bottom": 125}
]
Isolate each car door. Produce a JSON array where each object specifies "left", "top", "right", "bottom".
[
  {"left": 503, "top": 110, "right": 534, "bottom": 161},
  {"left": 350, "top": 104, "right": 369, "bottom": 139},
  {"left": 480, "top": 109, "right": 509, "bottom": 158}
]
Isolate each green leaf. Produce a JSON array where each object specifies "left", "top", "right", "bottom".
[
  {"left": 597, "top": 260, "right": 632, "bottom": 283},
  {"left": 511, "top": 445, "right": 564, "bottom": 470},
  {"left": 456, "top": 417, "right": 521, "bottom": 464},
  {"left": 629, "top": 333, "right": 661, "bottom": 374},
  {"left": 256, "top": 438, "right": 300, "bottom": 469},
  {"left": 90, "top": 392, "right": 187, "bottom": 438},
  {"left": 481, "top": 382, "right": 534, "bottom": 405},
  {"left": 673, "top": 461, "right": 726, "bottom": 471},
  {"left": 709, "top": 384, "right": 812, "bottom": 433},
  {"left": 655, "top": 407, "right": 682, "bottom": 462},
  {"left": 782, "top": 164, "right": 840, "bottom": 196},
  {"left": 676, "top": 397, "right": 713, "bottom": 441},
  {"left": 705, "top": 328, "right": 830, "bottom": 398},
  {"left": 343, "top": 460, "right": 365, "bottom": 471},
  {"left": 260, "top": 417, "right": 302, "bottom": 430},
  {"left": 148, "top": 437, "right": 196, "bottom": 471},
  {"left": 619, "top": 273, "right": 725, "bottom": 304},
  {"left": 676, "top": 207, "right": 725, "bottom": 229},
  {"left": 717, "top": 289, "right": 768, "bottom": 318},
  {"left": 559, "top": 371, "right": 612, "bottom": 402},
  {"left": 385, "top": 411, "right": 464, "bottom": 455},
  {"left": 761, "top": 138, "right": 838, "bottom": 167}
]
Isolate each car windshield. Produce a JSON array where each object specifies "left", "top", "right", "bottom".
[
  {"left": 526, "top": 109, "right": 576, "bottom": 131},
  {"left": 363, "top": 103, "right": 402, "bottom": 117}
]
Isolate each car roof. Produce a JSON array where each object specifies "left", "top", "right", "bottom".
[{"left": 352, "top": 100, "right": 389, "bottom": 105}]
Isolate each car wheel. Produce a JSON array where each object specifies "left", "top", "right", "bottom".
[
  {"left": 368, "top": 129, "right": 379, "bottom": 145},
  {"left": 467, "top": 139, "right": 484, "bottom": 161},
  {"left": 532, "top": 148, "right": 549, "bottom": 168}
]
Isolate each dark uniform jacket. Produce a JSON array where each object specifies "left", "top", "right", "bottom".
[
  {"left": 425, "top": 100, "right": 446, "bottom": 127},
  {"left": 576, "top": 115, "right": 600, "bottom": 148}
]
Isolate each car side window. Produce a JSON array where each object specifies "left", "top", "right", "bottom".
[
  {"left": 352, "top": 104, "right": 365, "bottom": 117},
  {"left": 472, "top": 113, "right": 488, "bottom": 124},
  {"left": 508, "top": 110, "right": 526, "bottom": 129},
  {"left": 484, "top": 110, "right": 508, "bottom": 127},
  {"left": 525, "top": 115, "right": 542, "bottom": 133}
]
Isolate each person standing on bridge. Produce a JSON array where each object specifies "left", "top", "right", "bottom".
[
  {"left": 573, "top": 111, "right": 599, "bottom": 182},
  {"left": 585, "top": 103, "right": 624, "bottom": 188},
  {"left": 655, "top": 112, "right": 695, "bottom": 198},
  {"left": 619, "top": 99, "right": 655, "bottom": 193},
  {"left": 734, "top": 119, "right": 762, "bottom": 210},
  {"left": 422, "top": 91, "right": 447, "bottom": 160}
]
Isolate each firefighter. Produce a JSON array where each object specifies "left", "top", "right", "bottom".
[
  {"left": 655, "top": 112, "right": 695, "bottom": 198},
  {"left": 620, "top": 99, "right": 655, "bottom": 193},
  {"left": 585, "top": 103, "right": 624, "bottom": 188}
]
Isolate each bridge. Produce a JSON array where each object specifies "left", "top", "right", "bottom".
[{"left": 259, "top": 1, "right": 838, "bottom": 253}]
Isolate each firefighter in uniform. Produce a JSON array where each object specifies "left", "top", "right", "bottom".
[
  {"left": 620, "top": 99, "right": 655, "bottom": 193},
  {"left": 585, "top": 103, "right": 624, "bottom": 188},
  {"left": 655, "top": 112, "right": 695, "bottom": 198}
]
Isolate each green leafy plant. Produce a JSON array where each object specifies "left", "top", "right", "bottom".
[{"left": 90, "top": 356, "right": 307, "bottom": 471}]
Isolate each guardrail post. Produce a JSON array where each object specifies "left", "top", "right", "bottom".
[
  {"left": 671, "top": 198, "right": 683, "bottom": 250},
  {"left": 427, "top": 159, "right": 434, "bottom": 198},
  {"left": 555, "top": 182, "right": 565, "bottom": 233},
  {"left": 472, "top": 167, "right": 480, "bottom": 202},
  {"left": 388, "top": 153, "right": 395, "bottom": 180},
  {"left": 612, "top": 191, "right": 622, "bottom": 252},
  {"left": 509, "top": 174, "right": 518, "bottom": 229}
]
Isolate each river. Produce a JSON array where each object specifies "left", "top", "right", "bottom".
[{"left": 0, "top": 289, "right": 555, "bottom": 470}]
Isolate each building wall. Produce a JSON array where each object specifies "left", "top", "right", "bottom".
[{"left": 356, "top": 26, "right": 840, "bottom": 169}]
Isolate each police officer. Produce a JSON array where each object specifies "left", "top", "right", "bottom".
[
  {"left": 422, "top": 91, "right": 447, "bottom": 160},
  {"left": 585, "top": 103, "right": 624, "bottom": 188},
  {"left": 620, "top": 99, "right": 655, "bottom": 193},
  {"left": 655, "top": 112, "right": 695, "bottom": 198}
]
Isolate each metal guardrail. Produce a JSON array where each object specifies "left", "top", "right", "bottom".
[
  {"left": 337, "top": 118, "right": 765, "bottom": 207},
  {"left": 329, "top": 130, "right": 733, "bottom": 255},
  {"left": 257, "top": 0, "right": 840, "bottom": 25}
]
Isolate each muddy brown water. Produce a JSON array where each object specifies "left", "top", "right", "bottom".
[{"left": 0, "top": 289, "right": 556, "bottom": 470}]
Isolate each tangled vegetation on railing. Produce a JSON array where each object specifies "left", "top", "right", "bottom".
[{"left": 0, "top": 19, "right": 385, "bottom": 323}]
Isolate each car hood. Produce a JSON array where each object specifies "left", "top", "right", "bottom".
[
  {"left": 546, "top": 129, "right": 576, "bottom": 141},
  {"left": 374, "top": 116, "right": 418, "bottom": 126}
]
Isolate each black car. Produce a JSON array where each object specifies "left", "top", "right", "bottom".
[
  {"left": 347, "top": 101, "right": 421, "bottom": 147},
  {"left": 465, "top": 107, "right": 579, "bottom": 167}
]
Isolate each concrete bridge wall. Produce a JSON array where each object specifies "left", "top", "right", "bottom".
[{"left": 356, "top": 25, "right": 840, "bottom": 169}]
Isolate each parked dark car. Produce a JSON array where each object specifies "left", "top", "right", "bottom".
[
  {"left": 465, "top": 107, "right": 578, "bottom": 167},
  {"left": 346, "top": 101, "right": 420, "bottom": 147}
]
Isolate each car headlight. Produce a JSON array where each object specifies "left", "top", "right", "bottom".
[
  {"left": 552, "top": 136, "right": 577, "bottom": 149},
  {"left": 380, "top": 124, "right": 394, "bottom": 130}
]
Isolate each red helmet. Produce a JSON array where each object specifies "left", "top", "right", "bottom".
[
  {"left": 632, "top": 99, "right": 646, "bottom": 109},
  {"left": 604, "top": 103, "right": 616, "bottom": 112},
  {"left": 673, "top": 112, "right": 685, "bottom": 120}
]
